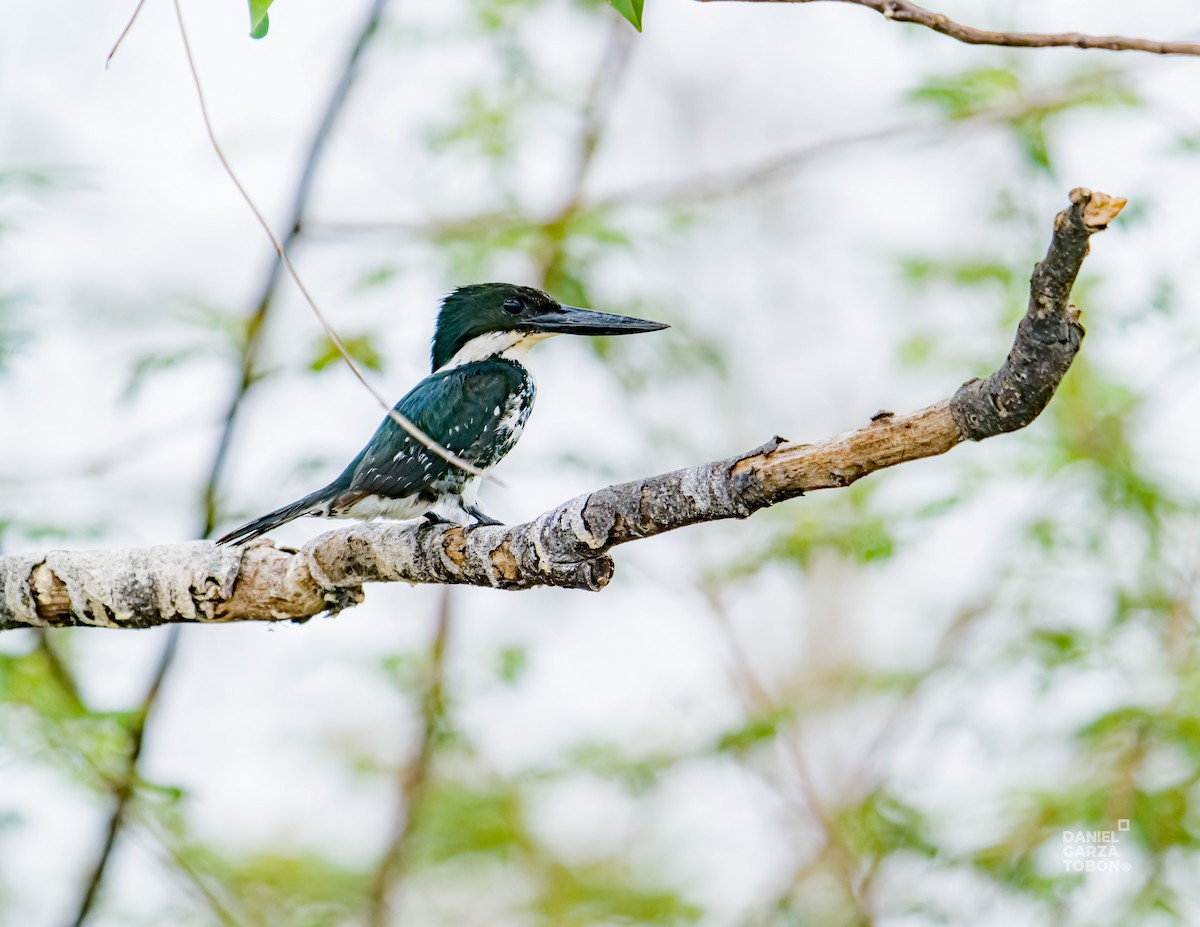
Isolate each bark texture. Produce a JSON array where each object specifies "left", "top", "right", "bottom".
[{"left": 0, "top": 189, "right": 1125, "bottom": 631}]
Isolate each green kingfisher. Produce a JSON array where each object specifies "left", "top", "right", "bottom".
[{"left": 217, "top": 283, "right": 667, "bottom": 546}]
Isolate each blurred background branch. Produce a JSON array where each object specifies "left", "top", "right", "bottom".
[
  {"left": 367, "top": 589, "right": 453, "bottom": 926},
  {"left": 198, "top": 0, "right": 396, "bottom": 538},
  {"left": 59, "top": 3, "right": 395, "bottom": 924}
]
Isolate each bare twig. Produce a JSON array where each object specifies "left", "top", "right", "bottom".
[
  {"left": 171, "top": 0, "right": 489, "bottom": 486},
  {"left": 129, "top": 816, "right": 243, "bottom": 927},
  {"left": 699, "top": 0, "right": 1200, "bottom": 57},
  {"left": 704, "top": 587, "right": 874, "bottom": 921},
  {"left": 66, "top": 6, "right": 400, "bottom": 921},
  {"left": 195, "top": 0, "right": 398, "bottom": 537},
  {"left": 67, "top": 628, "right": 180, "bottom": 926},
  {"left": 561, "top": 19, "right": 635, "bottom": 212},
  {"left": 135, "top": 815, "right": 245, "bottom": 927},
  {"left": 0, "top": 190, "right": 1126, "bottom": 630},
  {"left": 367, "top": 590, "right": 453, "bottom": 925},
  {"left": 106, "top": 0, "right": 150, "bottom": 67},
  {"left": 532, "top": 17, "right": 635, "bottom": 286},
  {"left": 303, "top": 121, "right": 917, "bottom": 238},
  {"left": 33, "top": 629, "right": 86, "bottom": 711},
  {"left": 595, "top": 85, "right": 1111, "bottom": 208},
  {"left": 304, "top": 84, "right": 1118, "bottom": 236}
]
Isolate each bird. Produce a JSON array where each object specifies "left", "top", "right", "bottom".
[{"left": 216, "top": 283, "right": 668, "bottom": 546}]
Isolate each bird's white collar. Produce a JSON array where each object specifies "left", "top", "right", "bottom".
[{"left": 438, "top": 330, "right": 558, "bottom": 371}]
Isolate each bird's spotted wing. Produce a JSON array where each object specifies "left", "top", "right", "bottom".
[{"left": 333, "top": 359, "right": 532, "bottom": 506}]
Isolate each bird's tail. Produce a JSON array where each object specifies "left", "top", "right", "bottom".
[{"left": 215, "top": 490, "right": 331, "bottom": 546}]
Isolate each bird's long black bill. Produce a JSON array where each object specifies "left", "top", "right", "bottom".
[{"left": 531, "top": 305, "right": 669, "bottom": 336}]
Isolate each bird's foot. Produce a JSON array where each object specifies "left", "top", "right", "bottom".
[
  {"left": 464, "top": 504, "right": 504, "bottom": 527},
  {"left": 423, "top": 511, "right": 453, "bottom": 526}
]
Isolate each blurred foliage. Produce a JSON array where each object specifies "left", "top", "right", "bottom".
[
  {"left": 496, "top": 644, "right": 529, "bottom": 684},
  {"left": 6, "top": 3, "right": 1200, "bottom": 927},
  {"left": 309, "top": 331, "right": 386, "bottom": 375},
  {"left": 0, "top": 295, "right": 23, "bottom": 376},
  {"left": 715, "top": 706, "right": 794, "bottom": 756},
  {"left": 728, "top": 483, "right": 897, "bottom": 577},
  {"left": 180, "top": 846, "right": 367, "bottom": 926},
  {"left": 0, "top": 168, "right": 57, "bottom": 374},
  {"left": 534, "top": 861, "right": 700, "bottom": 926},
  {"left": 404, "top": 777, "right": 700, "bottom": 924},
  {"left": 562, "top": 741, "right": 679, "bottom": 795},
  {"left": 837, "top": 788, "right": 939, "bottom": 861},
  {"left": 911, "top": 66, "right": 1138, "bottom": 176},
  {"left": 0, "top": 643, "right": 138, "bottom": 792}
]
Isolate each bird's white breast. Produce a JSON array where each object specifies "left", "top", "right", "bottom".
[{"left": 336, "top": 493, "right": 433, "bottom": 521}]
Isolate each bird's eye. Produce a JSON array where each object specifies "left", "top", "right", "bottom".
[{"left": 502, "top": 297, "right": 523, "bottom": 316}]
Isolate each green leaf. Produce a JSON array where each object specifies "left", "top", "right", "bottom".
[
  {"left": 308, "top": 332, "right": 385, "bottom": 375},
  {"left": 248, "top": 0, "right": 273, "bottom": 38},
  {"left": 715, "top": 707, "right": 792, "bottom": 756},
  {"left": 609, "top": 0, "right": 644, "bottom": 31}
]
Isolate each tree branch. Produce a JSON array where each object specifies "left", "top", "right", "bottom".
[
  {"left": 0, "top": 189, "right": 1124, "bottom": 631},
  {"left": 700, "top": 0, "right": 1200, "bottom": 57}
]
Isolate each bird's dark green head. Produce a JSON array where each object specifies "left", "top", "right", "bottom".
[{"left": 431, "top": 283, "right": 668, "bottom": 370}]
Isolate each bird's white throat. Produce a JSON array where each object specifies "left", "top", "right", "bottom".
[{"left": 439, "top": 330, "right": 558, "bottom": 371}]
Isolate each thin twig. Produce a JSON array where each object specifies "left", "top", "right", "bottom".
[
  {"left": 18, "top": 637, "right": 233, "bottom": 927},
  {"left": 133, "top": 818, "right": 244, "bottom": 927},
  {"left": 69, "top": 6, "right": 401, "bottom": 917},
  {"left": 563, "top": 20, "right": 635, "bottom": 212},
  {"left": 699, "top": 0, "right": 1200, "bottom": 57},
  {"left": 195, "top": 0, "right": 399, "bottom": 537},
  {"left": 366, "top": 589, "right": 453, "bottom": 926},
  {"left": 586, "top": 86, "right": 1128, "bottom": 208},
  {"left": 34, "top": 629, "right": 86, "bottom": 712},
  {"left": 538, "top": 19, "right": 635, "bottom": 286},
  {"left": 297, "top": 117, "right": 962, "bottom": 236},
  {"left": 106, "top": 0, "right": 149, "bottom": 68},
  {"left": 304, "top": 84, "right": 1110, "bottom": 236},
  {"left": 704, "top": 586, "right": 873, "bottom": 923},
  {"left": 68, "top": 627, "right": 181, "bottom": 927},
  {"left": 171, "top": 0, "right": 489, "bottom": 488}
]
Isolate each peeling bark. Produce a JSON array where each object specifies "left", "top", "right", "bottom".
[{"left": 0, "top": 189, "right": 1125, "bottom": 631}]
